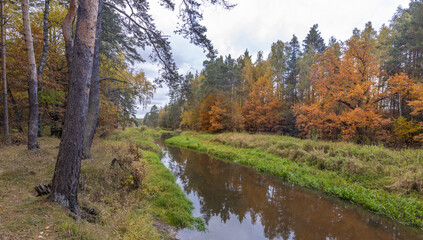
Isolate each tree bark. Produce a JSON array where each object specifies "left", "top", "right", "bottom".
[
  {"left": 50, "top": 0, "right": 99, "bottom": 212},
  {"left": 1, "top": 0, "right": 9, "bottom": 142},
  {"left": 82, "top": 0, "right": 103, "bottom": 159},
  {"left": 38, "top": 0, "right": 51, "bottom": 137},
  {"left": 22, "top": 0, "right": 39, "bottom": 150},
  {"left": 62, "top": 0, "right": 78, "bottom": 74},
  {"left": 7, "top": 87, "right": 23, "bottom": 132}
]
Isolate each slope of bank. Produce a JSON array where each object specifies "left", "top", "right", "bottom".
[
  {"left": 0, "top": 128, "right": 202, "bottom": 239},
  {"left": 165, "top": 131, "right": 423, "bottom": 229}
]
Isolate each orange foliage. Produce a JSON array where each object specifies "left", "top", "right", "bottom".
[
  {"left": 242, "top": 74, "right": 283, "bottom": 132},
  {"left": 409, "top": 83, "right": 423, "bottom": 116},
  {"left": 294, "top": 104, "right": 339, "bottom": 139},
  {"left": 199, "top": 94, "right": 228, "bottom": 133},
  {"left": 408, "top": 83, "right": 423, "bottom": 142},
  {"left": 209, "top": 98, "right": 227, "bottom": 132},
  {"left": 294, "top": 33, "right": 400, "bottom": 142}
]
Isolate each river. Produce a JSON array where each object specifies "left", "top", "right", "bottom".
[{"left": 157, "top": 139, "right": 423, "bottom": 240}]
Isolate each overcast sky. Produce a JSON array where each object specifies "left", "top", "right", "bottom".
[{"left": 135, "top": 0, "right": 411, "bottom": 118}]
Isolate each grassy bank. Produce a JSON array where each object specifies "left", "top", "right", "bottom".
[
  {"left": 165, "top": 132, "right": 423, "bottom": 229},
  {"left": 0, "top": 128, "right": 201, "bottom": 239}
]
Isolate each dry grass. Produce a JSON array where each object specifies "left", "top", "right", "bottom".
[
  {"left": 0, "top": 128, "right": 193, "bottom": 239},
  {"left": 0, "top": 137, "right": 65, "bottom": 239},
  {"left": 212, "top": 133, "right": 423, "bottom": 197}
]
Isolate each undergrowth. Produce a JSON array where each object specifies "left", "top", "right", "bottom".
[{"left": 0, "top": 127, "right": 202, "bottom": 239}]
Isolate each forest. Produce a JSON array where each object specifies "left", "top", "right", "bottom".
[
  {"left": 144, "top": 1, "right": 423, "bottom": 147},
  {"left": 0, "top": 0, "right": 156, "bottom": 143},
  {"left": 0, "top": 0, "right": 231, "bottom": 227},
  {"left": 1, "top": 0, "right": 423, "bottom": 239}
]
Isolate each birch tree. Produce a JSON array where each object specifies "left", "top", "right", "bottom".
[{"left": 21, "top": 0, "right": 39, "bottom": 150}]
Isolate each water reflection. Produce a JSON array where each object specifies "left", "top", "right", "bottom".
[{"left": 158, "top": 141, "right": 423, "bottom": 240}]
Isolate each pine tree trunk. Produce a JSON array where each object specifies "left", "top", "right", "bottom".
[
  {"left": 1, "top": 0, "right": 9, "bottom": 142},
  {"left": 82, "top": 0, "right": 103, "bottom": 159},
  {"left": 50, "top": 0, "right": 99, "bottom": 212},
  {"left": 37, "top": 0, "right": 51, "bottom": 137},
  {"left": 22, "top": 0, "right": 39, "bottom": 150}
]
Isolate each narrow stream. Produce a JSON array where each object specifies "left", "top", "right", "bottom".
[{"left": 157, "top": 139, "right": 423, "bottom": 240}]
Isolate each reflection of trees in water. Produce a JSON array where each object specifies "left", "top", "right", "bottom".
[
  {"left": 166, "top": 147, "right": 245, "bottom": 224},
  {"left": 162, "top": 145, "right": 419, "bottom": 240},
  {"left": 165, "top": 146, "right": 298, "bottom": 239}
]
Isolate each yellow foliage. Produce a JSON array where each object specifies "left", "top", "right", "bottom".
[
  {"left": 180, "top": 109, "right": 199, "bottom": 130},
  {"left": 393, "top": 117, "right": 420, "bottom": 144},
  {"left": 98, "top": 96, "right": 120, "bottom": 136}
]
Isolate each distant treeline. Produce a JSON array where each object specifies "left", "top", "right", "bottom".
[{"left": 143, "top": 1, "right": 423, "bottom": 146}]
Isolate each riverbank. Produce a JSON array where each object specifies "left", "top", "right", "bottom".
[
  {"left": 0, "top": 128, "right": 202, "bottom": 239},
  {"left": 165, "top": 131, "right": 423, "bottom": 229}
]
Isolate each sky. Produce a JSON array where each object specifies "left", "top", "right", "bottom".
[{"left": 135, "top": 0, "right": 411, "bottom": 118}]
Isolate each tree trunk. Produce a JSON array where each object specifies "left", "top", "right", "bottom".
[
  {"left": 82, "top": 0, "right": 103, "bottom": 159},
  {"left": 22, "top": 0, "right": 39, "bottom": 150},
  {"left": 50, "top": 0, "right": 99, "bottom": 213},
  {"left": 62, "top": 0, "right": 78, "bottom": 75},
  {"left": 1, "top": 0, "right": 9, "bottom": 142},
  {"left": 38, "top": 0, "right": 51, "bottom": 137},
  {"left": 7, "top": 87, "right": 23, "bottom": 132}
]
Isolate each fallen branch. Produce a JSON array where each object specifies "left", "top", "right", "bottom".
[{"left": 34, "top": 183, "right": 51, "bottom": 196}]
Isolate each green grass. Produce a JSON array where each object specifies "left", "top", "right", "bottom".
[
  {"left": 165, "top": 132, "right": 423, "bottom": 229},
  {"left": 94, "top": 127, "right": 204, "bottom": 230},
  {"left": 0, "top": 127, "right": 202, "bottom": 239}
]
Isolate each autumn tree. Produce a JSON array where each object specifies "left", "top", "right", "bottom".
[
  {"left": 243, "top": 74, "right": 282, "bottom": 132},
  {"left": 295, "top": 29, "right": 381, "bottom": 141},
  {"left": 208, "top": 96, "right": 227, "bottom": 132},
  {"left": 295, "top": 24, "right": 414, "bottom": 143},
  {"left": 240, "top": 50, "right": 256, "bottom": 101},
  {"left": 199, "top": 93, "right": 229, "bottom": 133},
  {"left": 3, "top": 0, "right": 66, "bottom": 136},
  {"left": 199, "top": 94, "right": 215, "bottom": 132},
  {"left": 97, "top": 95, "right": 120, "bottom": 136},
  {"left": 180, "top": 73, "right": 203, "bottom": 130},
  {"left": 93, "top": 51, "right": 154, "bottom": 132},
  {"left": 409, "top": 83, "right": 423, "bottom": 142}
]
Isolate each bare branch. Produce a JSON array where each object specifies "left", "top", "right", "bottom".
[{"left": 337, "top": 100, "right": 355, "bottom": 110}]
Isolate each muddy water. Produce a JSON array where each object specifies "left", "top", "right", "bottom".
[{"left": 157, "top": 140, "right": 423, "bottom": 240}]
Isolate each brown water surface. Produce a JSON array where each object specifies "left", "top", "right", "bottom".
[{"left": 158, "top": 140, "right": 423, "bottom": 240}]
